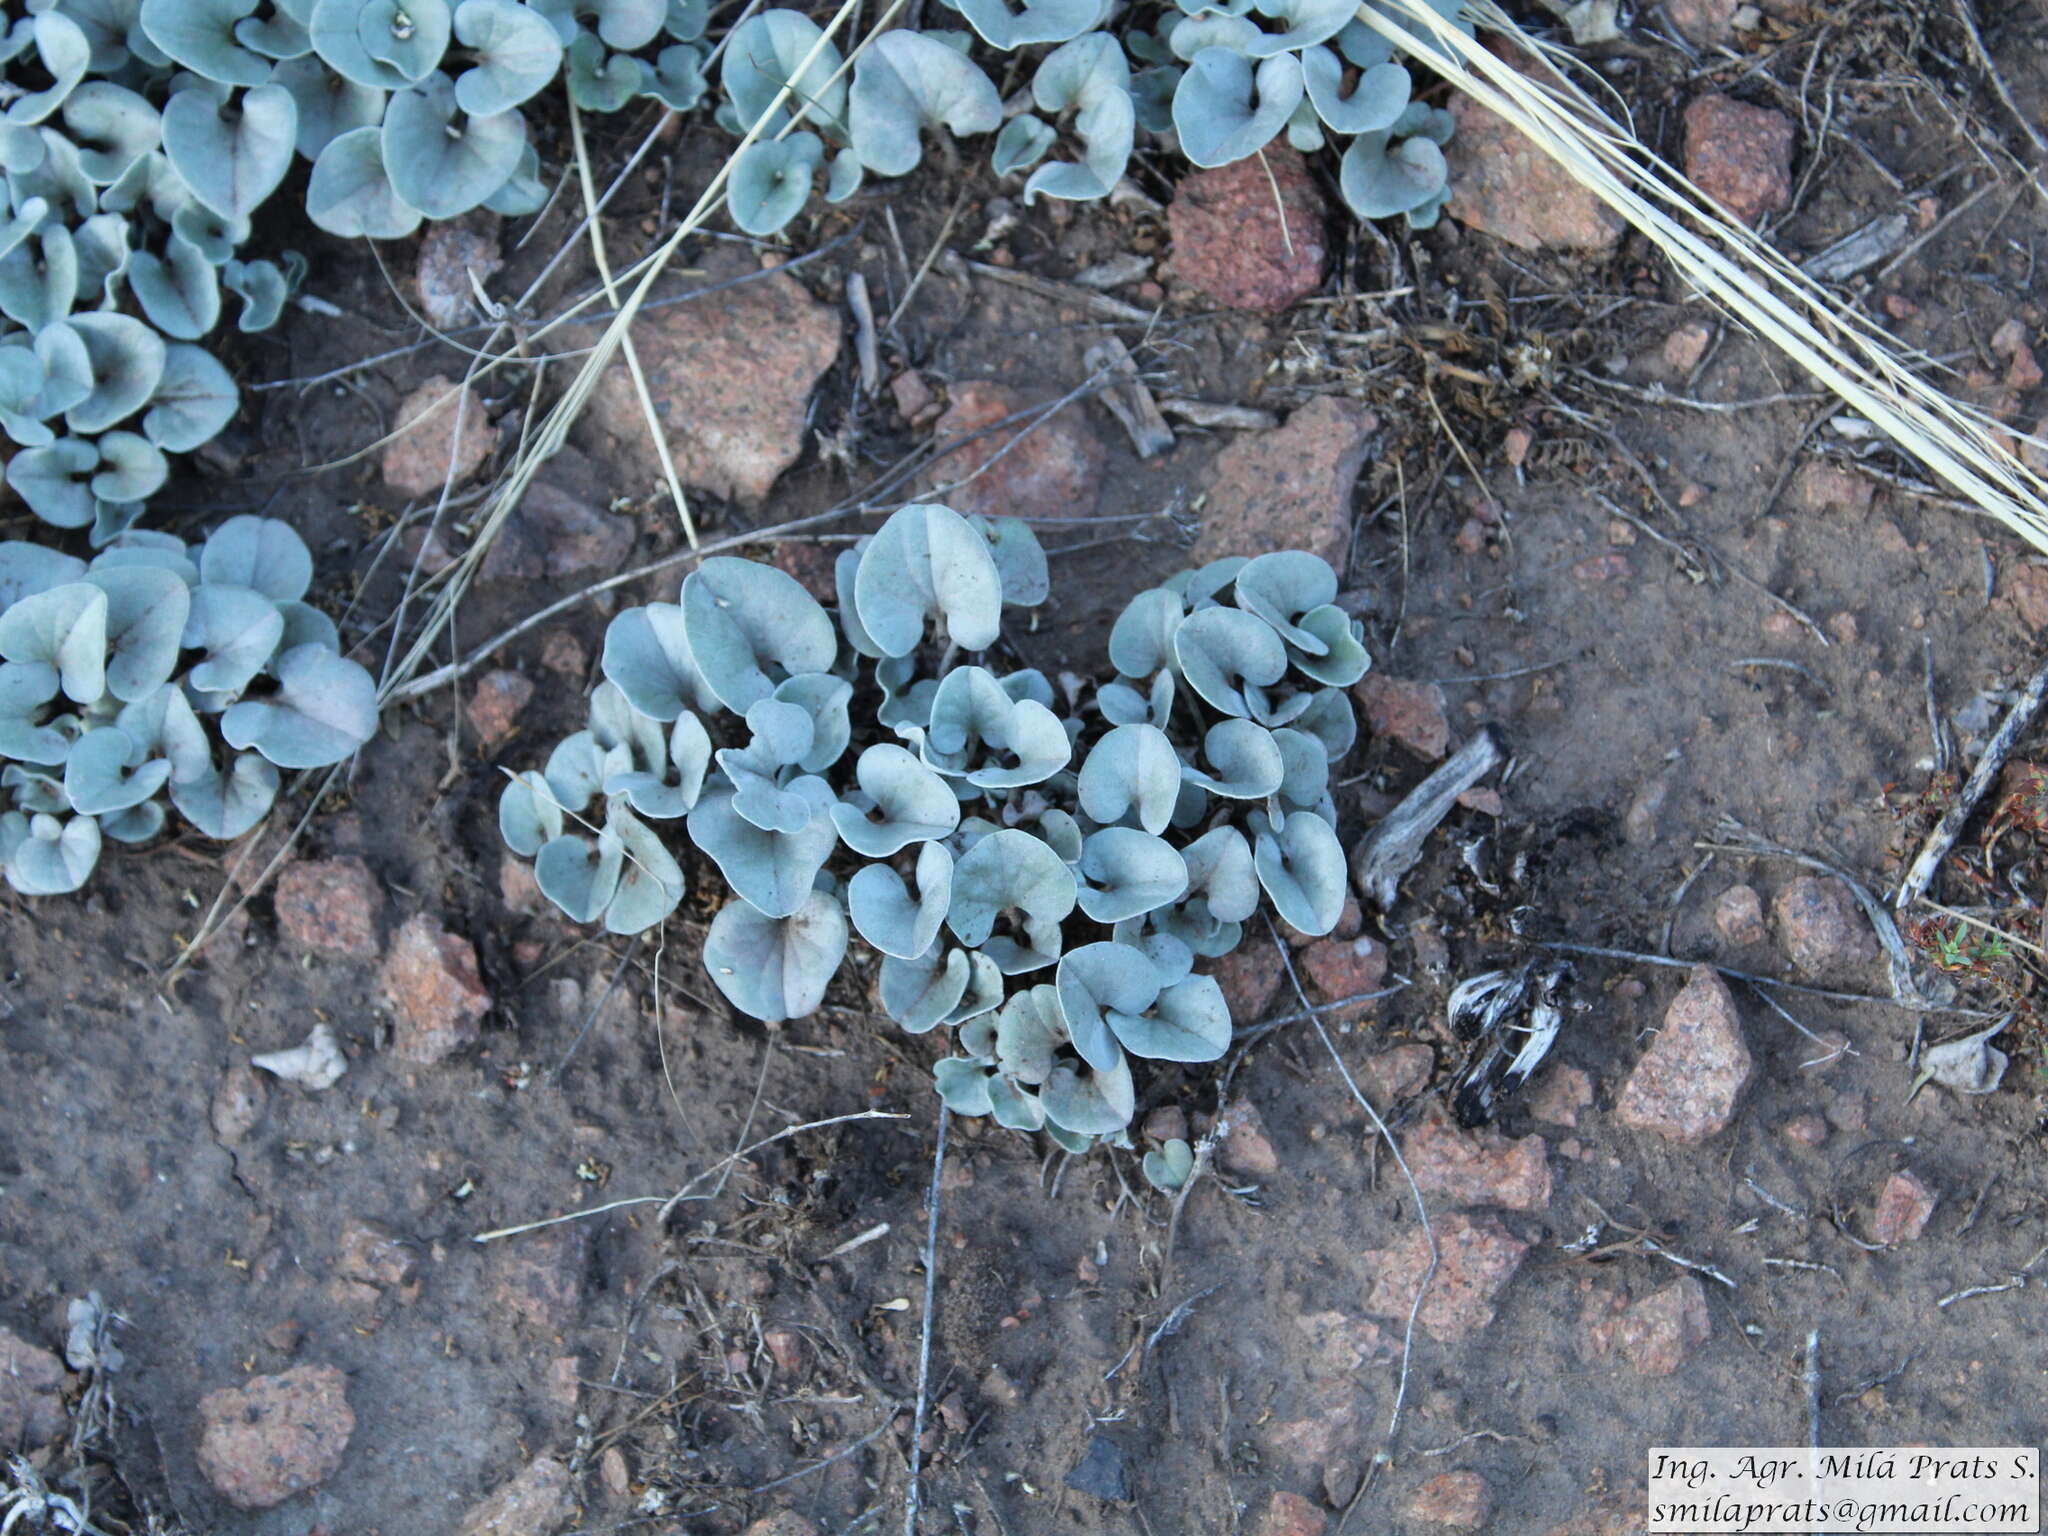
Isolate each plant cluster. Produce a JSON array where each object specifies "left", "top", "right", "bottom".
[
  {"left": 0, "top": 516, "right": 378, "bottom": 894},
  {"left": 500, "top": 503, "right": 1366, "bottom": 1147}
]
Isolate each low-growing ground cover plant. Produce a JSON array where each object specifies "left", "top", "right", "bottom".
[
  {"left": 500, "top": 503, "right": 1368, "bottom": 1149},
  {"left": 0, "top": 516, "right": 378, "bottom": 893}
]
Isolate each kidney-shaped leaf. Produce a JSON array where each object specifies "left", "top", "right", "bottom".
[
  {"left": 1241, "top": 0, "right": 1352, "bottom": 56},
  {"left": 912, "top": 664, "right": 1071, "bottom": 789},
  {"left": 167, "top": 748, "right": 277, "bottom": 837},
  {"left": 382, "top": 70, "right": 525, "bottom": 219},
  {"left": 829, "top": 742, "right": 960, "bottom": 856},
  {"left": 1300, "top": 45, "right": 1409, "bottom": 134},
  {"left": 5, "top": 811, "right": 101, "bottom": 895},
  {"left": 67, "top": 313, "right": 166, "bottom": 436},
  {"left": 183, "top": 583, "right": 282, "bottom": 694},
  {"left": 1113, "top": 971, "right": 1230, "bottom": 1062},
  {"left": 451, "top": 0, "right": 560, "bottom": 114},
  {"left": 1077, "top": 721, "right": 1179, "bottom": 834},
  {"left": 1077, "top": 825, "right": 1188, "bottom": 923},
  {"left": 1022, "top": 31, "right": 1133, "bottom": 203},
  {"left": 1041, "top": 1051, "right": 1135, "bottom": 1136},
  {"left": 1339, "top": 126, "right": 1447, "bottom": 220},
  {"left": 535, "top": 825, "right": 623, "bottom": 922},
  {"left": 1108, "top": 586, "right": 1183, "bottom": 678},
  {"left": 602, "top": 801, "right": 685, "bottom": 934},
  {"left": 220, "top": 642, "right": 377, "bottom": 766},
  {"left": 84, "top": 564, "right": 188, "bottom": 701},
  {"left": 1172, "top": 47, "right": 1301, "bottom": 168},
  {"left": 162, "top": 82, "right": 296, "bottom": 221},
  {"left": 848, "top": 30, "right": 1001, "bottom": 177},
  {"left": 703, "top": 888, "right": 848, "bottom": 1023},
  {"left": 305, "top": 123, "right": 422, "bottom": 237},
  {"left": 680, "top": 557, "right": 837, "bottom": 713},
  {"left": 1180, "top": 823, "right": 1259, "bottom": 922},
  {"left": 200, "top": 514, "right": 313, "bottom": 602},
  {"left": 728, "top": 132, "right": 820, "bottom": 236},
  {"left": 1055, "top": 939, "right": 1158, "bottom": 1072},
  {"left": 848, "top": 839, "right": 953, "bottom": 959},
  {"left": 499, "top": 766, "right": 562, "bottom": 855},
  {"left": 310, "top": 0, "right": 451, "bottom": 86},
  {"left": 0, "top": 543, "right": 87, "bottom": 610},
  {"left": 7, "top": 439, "right": 97, "bottom": 529},
  {"left": 1232, "top": 549, "right": 1334, "bottom": 650},
  {"left": 720, "top": 10, "right": 846, "bottom": 136},
  {"left": 0, "top": 581, "right": 106, "bottom": 703},
  {"left": 8, "top": 13, "right": 92, "bottom": 126},
  {"left": 947, "top": 825, "right": 1076, "bottom": 962},
  {"left": 854, "top": 503, "right": 1003, "bottom": 657},
  {"left": 1290, "top": 604, "right": 1369, "bottom": 687},
  {"left": 271, "top": 53, "right": 387, "bottom": 159},
  {"left": 686, "top": 778, "right": 838, "bottom": 920},
  {"left": 1175, "top": 604, "right": 1287, "bottom": 717},
  {"left": 1183, "top": 716, "right": 1284, "bottom": 799},
  {"left": 600, "top": 601, "right": 716, "bottom": 721},
  {"left": 144, "top": 343, "right": 240, "bottom": 453},
  {"left": 942, "top": 0, "right": 1102, "bottom": 50},
  {"left": 1253, "top": 807, "right": 1346, "bottom": 935},
  {"left": 62, "top": 81, "right": 162, "bottom": 184},
  {"left": 64, "top": 724, "right": 170, "bottom": 815}
]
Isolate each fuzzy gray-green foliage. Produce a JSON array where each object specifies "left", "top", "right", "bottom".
[
  {"left": 500, "top": 503, "right": 1368, "bottom": 1148},
  {"left": 0, "top": 516, "right": 378, "bottom": 894}
]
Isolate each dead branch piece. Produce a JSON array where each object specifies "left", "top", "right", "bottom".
[
  {"left": 1084, "top": 336, "right": 1174, "bottom": 457},
  {"left": 847, "top": 271, "right": 881, "bottom": 396},
  {"left": 1353, "top": 729, "right": 1504, "bottom": 909},
  {"left": 902, "top": 1105, "right": 948, "bottom": 1536},
  {"left": 1801, "top": 214, "right": 1910, "bottom": 283},
  {"left": 1895, "top": 651, "right": 2048, "bottom": 908},
  {"left": 1541, "top": 940, "right": 1971, "bottom": 1014},
  {"left": 1156, "top": 398, "right": 1281, "bottom": 430},
  {"left": 940, "top": 250, "right": 1157, "bottom": 324}
]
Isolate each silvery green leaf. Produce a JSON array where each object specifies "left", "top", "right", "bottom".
[
  {"left": 601, "top": 601, "right": 717, "bottom": 721},
  {"left": 72, "top": 212, "right": 133, "bottom": 307},
  {"left": 773, "top": 672, "right": 853, "bottom": 774},
  {"left": 1172, "top": 47, "right": 1301, "bottom": 168},
  {"left": 992, "top": 113, "right": 1053, "bottom": 176},
  {"left": 535, "top": 826, "right": 623, "bottom": 922},
  {"left": 7, "top": 12, "right": 91, "bottom": 125},
  {"left": 848, "top": 30, "right": 1000, "bottom": 177},
  {"left": 83, "top": 563, "right": 188, "bottom": 701},
  {"left": 946, "top": 947, "right": 1005, "bottom": 1026},
  {"left": 1077, "top": 721, "right": 1179, "bottom": 833},
  {"left": 1285, "top": 93, "right": 1322, "bottom": 152},
  {"left": 1111, "top": 972, "right": 1229, "bottom": 1062},
  {"left": 848, "top": 838, "right": 952, "bottom": 959},
  {"left": 162, "top": 82, "right": 296, "bottom": 220},
  {"left": 642, "top": 41, "right": 707, "bottom": 109},
  {"left": 1142, "top": 1137, "right": 1194, "bottom": 1191},
  {"left": 1289, "top": 605, "right": 1369, "bottom": 686},
  {"left": 100, "top": 799, "right": 165, "bottom": 843},
  {"left": 219, "top": 642, "right": 377, "bottom": 766},
  {"left": 603, "top": 800, "right": 684, "bottom": 933},
  {"left": 994, "top": 982, "right": 1062, "bottom": 1083},
  {"left": 182, "top": 582, "right": 282, "bottom": 693},
  {"left": 543, "top": 729, "right": 607, "bottom": 811},
  {"left": 0, "top": 682, "right": 48, "bottom": 785},
  {"left": 933, "top": 1056, "right": 996, "bottom": 1117},
  {"left": 48, "top": 0, "right": 141, "bottom": 72},
  {"left": 606, "top": 710, "right": 711, "bottom": 819},
  {"left": 498, "top": 766, "right": 561, "bottom": 855},
  {"left": 941, "top": 0, "right": 1102, "bottom": 50},
  {"left": 680, "top": 556, "right": 838, "bottom": 713},
  {"left": 701, "top": 889, "right": 846, "bottom": 1023},
  {"left": 987, "top": 1074, "right": 1045, "bottom": 1131},
  {"left": 664, "top": 0, "right": 706, "bottom": 39},
  {"left": 128, "top": 234, "right": 222, "bottom": 339},
  {"left": 1232, "top": 549, "right": 1335, "bottom": 651},
  {"left": 719, "top": 10, "right": 846, "bottom": 136},
  {"left": 451, "top": 0, "right": 559, "bottom": 114},
  {"left": 1041, "top": 1052, "right": 1134, "bottom": 1136},
  {"left": 0, "top": 543, "right": 87, "bottom": 611},
  {"left": 1022, "top": 32, "right": 1132, "bottom": 204},
  {"left": 171, "top": 198, "right": 253, "bottom": 262},
  {"left": 0, "top": 225, "right": 80, "bottom": 332},
  {"left": 270, "top": 54, "right": 386, "bottom": 159},
  {"left": 238, "top": 3, "right": 312, "bottom": 59},
  {"left": 1174, "top": 604, "right": 1287, "bottom": 717},
  {"left": 833, "top": 544, "right": 882, "bottom": 659},
  {"left": 84, "top": 431, "right": 166, "bottom": 506},
  {"left": 1300, "top": 45, "right": 1408, "bottom": 134},
  {"left": 382, "top": 69, "right": 525, "bottom": 219},
  {"left": 1095, "top": 680, "right": 1150, "bottom": 727},
  {"left": 1183, "top": 716, "right": 1284, "bottom": 799},
  {"left": 0, "top": 581, "right": 106, "bottom": 702},
  {"left": 1241, "top": 0, "right": 1351, "bottom": 54},
  {"left": 875, "top": 653, "right": 938, "bottom": 732},
  {"left": 1172, "top": 555, "right": 1249, "bottom": 607},
  {"left": 63, "top": 724, "right": 169, "bottom": 814},
  {"left": 8, "top": 440, "right": 97, "bottom": 529},
  {"left": 114, "top": 682, "right": 211, "bottom": 782},
  {"left": 143, "top": 343, "right": 239, "bottom": 452},
  {"left": 168, "top": 750, "right": 278, "bottom": 837},
  {"left": 1055, "top": 939, "right": 1159, "bottom": 1072},
  {"left": 310, "top": 0, "right": 451, "bottom": 87},
  {"left": 829, "top": 742, "right": 959, "bottom": 856},
  {"left": 728, "top": 132, "right": 820, "bottom": 236},
  {"left": 225, "top": 254, "right": 293, "bottom": 330},
  {"left": 199, "top": 515, "right": 313, "bottom": 601},
  {"left": 1108, "top": 587, "right": 1183, "bottom": 677},
  {"left": 61, "top": 80, "right": 160, "bottom": 183},
  {"left": 1292, "top": 686, "right": 1356, "bottom": 762},
  {"left": 140, "top": 0, "right": 270, "bottom": 83},
  {"left": 686, "top": 778, "right": 838, "bottom": 920},
  {"left": 1077, "top": 826, "right": 1187, "bottom": 923},
  {"left": 531, "top": 0, "right": 664, "bottom": 48},
  {"left": 1033, "top": 805, "right": 1083, "bottom": 864},
  {"left": 67, "top": 313, "right": 167, "bottom": 434},
  {"left": 879, "top": 942, "right": 970, "bottom": 1033},
  {"left": 305, "top": 123, "right": 422, "bottom": 237},
  {"left": 1131, "top": 927, "right": 1194, "bottom": 983},
  {"left": 1270, "top": 726, "right": 1328, "bottom": 809},
  {"left": 6, "top": 811, "right": 100, "bottom": 894},
  {"left": 1253, "top": 807, "right": 1346, "bottom": 935},
  {"left": 1339, "top": 127, "right": 1447, "bottom": 220},
  {"left": 946, "top": 825, "right": 1076, "bottom": 960},
  {"left": 854, "top": 503, "right": 1004, "bottom": 657},
  {"left": 913, "top": 664, "right": 1070, "bottom": 789},
  {"left": 4, "top": 764, "right": 68, "bottom": 814},
  {"left": 565, "top": 31, "right": 643, "bottom": 109}
]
